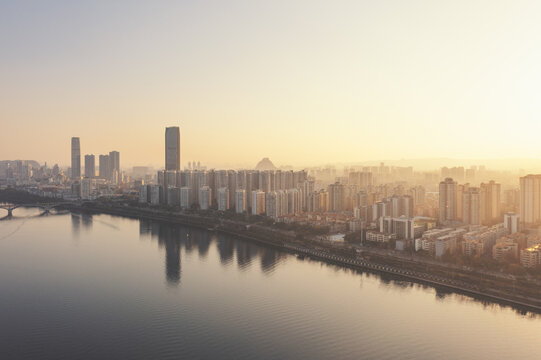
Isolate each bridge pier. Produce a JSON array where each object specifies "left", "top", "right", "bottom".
[{"left": 7, "top": 208, "right": 13, "bottom": 217}]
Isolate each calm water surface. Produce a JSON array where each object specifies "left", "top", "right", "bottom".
[{"left": 0, "top": 208, "right": 539, "bottom": 359}]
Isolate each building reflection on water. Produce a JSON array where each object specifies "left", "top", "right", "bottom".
[
  {"left": 137, "top": 219, "right": 287, "bottom": 284},
  {"left": 217, "top": 234, "right": 234, "bottom": 265},
  {"left": 139, "top": 220, "right": 183, "bottom": 285},
  {"left": 71, "top": 214, "right": 81, "bottom": 237},
  {"left": 71, "top": 215, "right": 540, "bottom": 316},
  {"left": 81, "top": 214, "right": 93, "bottom": 230}
]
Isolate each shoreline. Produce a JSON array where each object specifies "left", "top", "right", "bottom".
[{"left": 68, "top": 203, "right": 541, "bottom": 314}]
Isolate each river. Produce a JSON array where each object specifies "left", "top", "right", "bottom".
[{"left": 0, "top": 208, "right": 539, "bottom": 359}]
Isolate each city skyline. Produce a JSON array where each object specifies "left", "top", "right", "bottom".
[
  {"left": 4, "top": 125, "right": 541, "bottom": 179},
  {"left": 4, "top": 1, "right": 541, "bottom": 168},
  {"left": 3, "top": 2, "right": 541, "bottom": 358},
  {"left": 10, "top": 131, "right": 541, "bottom": 172}
]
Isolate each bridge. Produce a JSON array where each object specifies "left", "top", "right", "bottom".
[{"left": 0, "top": 202, "right": 76, "bottom": 218}]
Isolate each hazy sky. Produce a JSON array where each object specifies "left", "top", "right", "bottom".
[{"left": 2, "top": 0, "right": 541, "bottom": 169}]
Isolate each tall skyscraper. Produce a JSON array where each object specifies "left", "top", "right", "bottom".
[
  {"left": 165, "top": 126, "right": 180, "bottom": 171},
  {"left": 84, "top": 154, "right": 95, "bottom": 178},
  {"left": 439, "top": 177, "right": 457, "bottom": 224},
  {"left": 71, "top": 137, "right": 81, "bottom": 180}
]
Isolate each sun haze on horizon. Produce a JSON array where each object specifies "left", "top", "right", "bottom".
[{"left": 2, "top": 0, "right": 541, "bottom": 168}]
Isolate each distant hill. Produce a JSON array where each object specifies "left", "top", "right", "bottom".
[{"left": 255, "top": 157, "right": 276, "bottom": 171}]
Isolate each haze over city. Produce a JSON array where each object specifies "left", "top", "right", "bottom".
[
  {"left": 3, "top": 1, "right": 541, "bottom": 168},
  {"left": 3, "top": 2, "right": 541, "bottom": 359}
]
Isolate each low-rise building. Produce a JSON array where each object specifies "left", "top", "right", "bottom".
[
  {"left": 462, "top": 239, "right": 484, "bottom": 257},
  {"left": 520, "top": 244, "right": 541, "bottom": 268},
  {"left": 435, "top": 229, "right": 466, "bottom": 257},
  {"left": 462, "top": 224, "right": 507, "bottom": 256},
  {"left": 492, "top": 239, "right": 519, "bottom": 262},
  {"left": 418, "top": 228, "right": 454, "bottom": 253},
  {"left": 366, "top": 230, "right": 396, "bottom": 243}
]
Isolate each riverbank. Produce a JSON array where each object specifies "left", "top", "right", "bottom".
[{"left": 68, "top": 202, "right": 541, "bottom": 313}]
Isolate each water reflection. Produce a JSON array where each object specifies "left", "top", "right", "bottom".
[
  {"left": 71, "top": 214, "right": 81, "bottom": 237},
  {"left": 139, "top": 220, "right": 183, "bottom": 285},
  {"left": 135, "top": 219, "right": 290, "bottom": 283},
  {"left": 196, "top": 231, "right": 210, "bottom": 259},
  {"left": 260, "top": 247, "right": 284, "bottom": 275},
  {"left": 81, "top": 214, "right": 93, "bottom": 230},
  {"left": 236, "top": 241, "right": 256, "bottom": 270},
  {"left": 217, "top": 234, "right": 234, "bottom": 265},
  {"left": 164, "top": 229, "right": 181, "bottom": 285},
  {"left": 125, "top": 217, "right": 541, "bottom": 316}
]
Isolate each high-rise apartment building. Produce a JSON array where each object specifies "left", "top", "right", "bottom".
[
  {"left": 439, "top": 178, "right": 457, "bottom": 224},
  {"left": 480, "top": 180, "right": 501, "bottom": 225},
  {"left": 276, "top": 190, "right": 288, "bottom": 217},
  {"left": 235, "top": 189, "right": 246, "bottom": 214},
  {"left": 302, "top": 180, "right": 315, "bottom": 211},
  {"left": 99, "top": 154, "right": 110, "bottom": 180},
  {"left": 287, "top": 189, "right": 301, "bottom": 214},
  {"left": 199, "top": 186, "right": 211, "bottom": 210},
  {"left": 390, "top": 195, "right": 414, "bottom": 218},
  {"left": 457, "top": 183, "right": 469, "bottom": 221},
  {"left": 266, "top": 191, "right": 278, "bottom": 219},
  {"left": 504, "top": 212, "right": 520, "bottom": 234},
  {"left": 84, "top": 154, "right": 95, "bottom": 178},
  {"left": 109, "top": 151, "right": 120, "bottom": 182},
  {"left": 462, "top": 187, "right": 481, "bottom": 225},
  {"left": 251, "top": 190, "right": 266, "bottom": 215},
  {"left": 165, "top": 126, "right": 180, "bottom": 171},
  {"left": 180, "top": 187, "right": 191, "bottom": 208},
  {"left": 328, "top": 182, "right": 345, "bottom": 212},
  {"left": 519, "top": 174, "right": 541, "bottom": 227},
  {"left": 71, "top": 137, "right": 81, "bottom": 180},
  {"left": 217, "top": 188, "right": 229, "bottom": 211}
]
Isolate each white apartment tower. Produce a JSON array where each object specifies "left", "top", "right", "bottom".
[
  {"left": 199, "top": 186, "right": 211, "bottom": 210},
  {"left": 504, "top": 212, "right": 520, "bottom": 234},
  {"left": 235, "top": 189, "right": 246, "bottom": 213},
  {"left": 251, "top": 190, "right": 266, "bottom": 215},
  {"left": 217, "top": 188, "right": 229, "bottom": 211}
]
